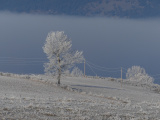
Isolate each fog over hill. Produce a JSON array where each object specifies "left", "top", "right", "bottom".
[{"left": 0, "top": 0, "right": 160, "bottom": 18}]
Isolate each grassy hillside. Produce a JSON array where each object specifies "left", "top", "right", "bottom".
[{"left": 0, "top": 74, "right": 160, "bottom": 119}]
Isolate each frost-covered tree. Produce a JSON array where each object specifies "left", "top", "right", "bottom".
[
  {"left": 71, "top": 67, "right": 83, "bottom": 77},
  {"left": 126, "top": 66, "right": 154, "bottom": 84},
  {"left": 43, "top": 31, "right": 84, "bottom": 85}
]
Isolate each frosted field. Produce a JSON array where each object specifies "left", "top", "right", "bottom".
[{"left": 1, "top": 74, "right": 160, "bottom": 119}]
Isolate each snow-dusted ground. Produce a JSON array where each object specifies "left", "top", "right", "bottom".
[{"left": 1, "top": 74, "right": 160, "bottom": 119}]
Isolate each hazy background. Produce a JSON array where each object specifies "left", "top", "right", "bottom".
[{"left": 0, "top": 12, "right": 160, "bottom": 83}]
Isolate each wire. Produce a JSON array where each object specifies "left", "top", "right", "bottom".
[
  {"left": 0, "top": 60, "right": 46, "bottom": 63},
  {"left": 0, "top": 63, "right": 43, "bottom": 66},
  {"left": 85, "top": 60, "right": 121, "bottom": 70},
  {"left": 5, "top": 56, "right": 160, "bottom": 81},
  {"left": 86, "top": 62, "right": 97, "bottom": 76},
  {"left": 0, "top": 57, "right": 47, "bottom": 65},
  {"left": 0, "top": 57, "right": 47, "bottom": 60},
  {"left": 86, "top": 61, "right": 121, "bottom": 72},
  {"left": 150, "top": 74, "right": 160, "bottom": 77},
  {"left": 122, "top": 71, "right": 127, "bottom": 74},
  {"left": 122, "top": 67, "right": 128, "bottom": 71}
]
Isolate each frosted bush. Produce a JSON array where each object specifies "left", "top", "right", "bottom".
[
  {"left": 126, "top": 66, "right": 154, "bottom": 84},
  {"left": 71, "top": 67, "right": 83, "bottom": 77}
]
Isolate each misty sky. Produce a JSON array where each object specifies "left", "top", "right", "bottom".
[{"left": 0, "top": 12, "right": 160, "bottom": 83}]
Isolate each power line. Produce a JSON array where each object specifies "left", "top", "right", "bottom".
[
  {"left": 150, "top": 74, "right": 160, "bottom": 77},
  {"left": 0, "top": 63, "right": 43, "bottom": 66},
  {"left": 86, "top": 62, "right": 97, "bottom": 76},
  {"left": 0, "top": 57, "right": 47, "bottom": 65},
  {"left": 3, "top": 56, "right": 160, "bottom": 81},
  {"left": 84, "top": 60, "right": 124, "bottom": 79},
  {"left": 122, "top": 67, "right": 128, "bottom": 71},
  {"left": 122, "top": 71, "right": 127, "bottom": 74},
  {"left": 0, "top": 60, "right": 46, "bottom": 63},
  {"left": 85, "top": 60, "right": 121, "bottom": 70},
  {"left": 85, "top": 61, "right": 121, "bottom": 72},
  {"left": 0, "top": 57, "right": 47, "bottom": 60}
]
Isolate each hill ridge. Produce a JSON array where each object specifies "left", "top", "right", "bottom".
[{"left": 0, "top": 0, "right": 160, "bottom": 18}]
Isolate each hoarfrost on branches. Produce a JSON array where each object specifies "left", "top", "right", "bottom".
[
  {"left": 43, "top": 31, "right": 84, "bottom": 84},
  {"left": 71, "top": 67, "right": 83, "bottom": 77},
  {"left": 126, "top": 66, "right": 154, "bottom": 84}
]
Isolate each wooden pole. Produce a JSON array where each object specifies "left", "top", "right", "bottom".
[
  {"left": 84, "top": 59, "right": 85, "bottom": 77},
  {"left": 121, "top": 67, "right": 122, "bottom": 87}
]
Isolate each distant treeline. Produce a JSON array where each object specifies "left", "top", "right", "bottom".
[
  {"left": 0, "top": 0, "right": 97, "bottom": 15},
  {"left": 0, "top": 0, "right": 160, "bottom": 18}
]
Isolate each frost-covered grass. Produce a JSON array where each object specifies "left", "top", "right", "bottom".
[
  {"left": 1, "top": 95, "right": 160, "bottom": 119},
  {"left": 1, "top": 73, "right": 160, "bottom": 119}
]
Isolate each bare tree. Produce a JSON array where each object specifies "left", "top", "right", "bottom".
[{"left": 43, "top": 31, "right": 84, "bottom": 85}]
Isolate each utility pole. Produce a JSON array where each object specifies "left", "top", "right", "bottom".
[
  {"left": 121, "top": 67, "right": 122, "bottom": 87},
  {"left": 84, "top": 59, "right": 85, "bottom": 77}
]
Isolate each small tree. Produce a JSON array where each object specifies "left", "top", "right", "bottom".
[
  {"left": 71, "top": 67, "right": 83, "bottom": 77},
  {"left": 126, "top": 66, "right": 154, "bottom": 84},
  {"left": 43, "top": 31, "right": 84, "bottom": 85}
]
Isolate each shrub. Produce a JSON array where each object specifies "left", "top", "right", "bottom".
[
  {"left": 71, "top": 67, "right": 83, "bottom": 77},
  {"left": 126, "top": 66, "right": 154, "bottom": 84}
]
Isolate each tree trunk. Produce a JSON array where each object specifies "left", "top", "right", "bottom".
[
  {"left": 57, "top": 56, "right": 61, "bottom": 85},
  {"left": 57, "top": 69, "right": 61, "bottom": 85}
]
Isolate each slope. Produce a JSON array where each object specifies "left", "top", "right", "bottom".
[{"left": 0, "top": 75, "right": 160, "bottom": 119}]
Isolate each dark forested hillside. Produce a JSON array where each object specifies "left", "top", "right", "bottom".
[{"left": 0, "top": 0, "right": 160, "bottom": 18}]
